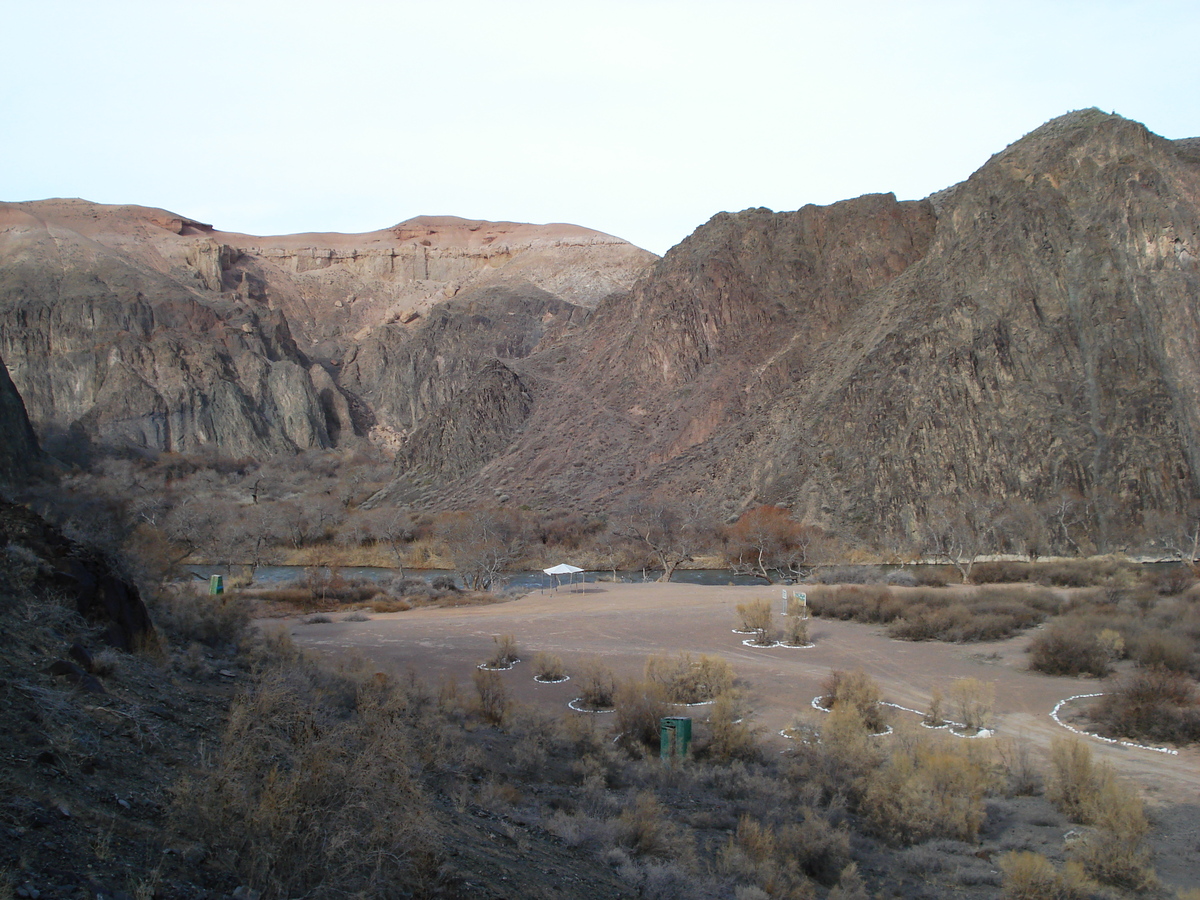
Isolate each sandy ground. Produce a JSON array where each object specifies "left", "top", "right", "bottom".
[{"left": 282, "top": 581, "right": 1200, "bottom": 808}]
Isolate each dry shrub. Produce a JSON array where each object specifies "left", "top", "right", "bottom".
[
  {"left": 1149, "top": 564, "right": 1197, "bottom": 596},
  {"left": 1047, "top": 737, "right": 1099, "bottom": 822},
  {"left": 614, "top": 680, "right": 670, "bottom": 751},
  {"left": 472, "top": 668, "right": 511, "bottom": 725},
  {"left": 819, "top": 669, "right": 887, "bottom": 733},
  {"left": 948, "top": 677, "right": 995, "bottom": 733},
  {"left": 828, "top": 862, "right": 870, "bottom": 900},
  {"left": 720, "top": 816, "right": 806, "bottom": 897},
  {"left": 998, "top": 851, "right": 1095, "bottom": 900},
  {"left": 616, "top": 792, "right": 695, "bottom": 862},
  {"left": 533, "top": 651, "right": 566, "bottom": 681},
  {"left": 1047, "top": 738, "right": 1156, "bottom": 890},
  {"left": 368, "top": 596, "right": 412, "bottom": 613},
  {"left": 1129, "top": 629, "right": 1195, "bottom": 673},
  {"left": 860, "top": 739, "right": 992, "bottom": 844},
  {"left": 1093, "top": 667, "right": 1200, "bottom": 744},
  {"left": 244, "top": 587, "right": 316, "bottom": 606},
  {"left": 812, "top": 582, "right": 1051, "bottom": 642},
  {"left": 644, "top": 653, "right": 734, "bottom": 704},
  {"left": 913, "top": 566, "right": 958, "bottom": 587},
  {"left": 782, "top": 615, "right": 809, "bottom": 646},
  {"left": 971, "top": 560, "right": 1032, "bottom": 584},
  {"left": 888, "top": 587, "right": 1054, "bottom": 642},
  {"left": 735, "top": 599, "right": 774, "bottom": 643},
  {"left": 437, "top": 675, "right": 462, "bottom": 713},
  {"left": 171, "top": 662, "right": 440, "bottom": 898},
  {"left": 148, "top": 587, "right": 251, "bottom": 648},
  {"left": 508, "top": 709, "right": 563, "bottom": 775},
  {"left": 1028, "top": 625, "right": 1111, "bottom": 677},
  {"left": 785, "top": 807, "right": 852, "bottom": 885},
  {"left": 718, "top": 810, "right": 847, "bottom": 895},
  {"left": 792, "top": 705, "right": 885, "bottom": 804},
  {"left": 1031, "top": 557, "right": 1134, "bottom": 587},
  {"left": 808, "top": 584, "right": 902, "bottom": 622},
  {"left": 923, "top": 688, "right": 946, "bottom": 727},
  {"left": 577, "top": 658, "right": 617, "bottom": 710},
  {"left": 484, "top": 633, "right": 520, "bottom": 669},
  {"left": 1071, "top": 780, "right": 1157, "bottom": 891},
  {"left": 701, "top": 694, "right": 759, "bottom": 762},
  {"left": 717, "top": 815, "right": 778, "bottom": 882},
  {"left": 996, "top": 736, "right": 1043, "bottom": 796}
]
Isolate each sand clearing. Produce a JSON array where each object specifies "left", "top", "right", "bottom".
[{"left": 284, "top": 581, "right": 1200, "bottom": 802}]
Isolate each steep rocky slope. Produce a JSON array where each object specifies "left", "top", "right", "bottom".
[
  {"left": 412, "top": 110, "right": 1200, "bottom": 547},
  {"left": 0, "top": 202, "right": 652, "bottom": 458}
]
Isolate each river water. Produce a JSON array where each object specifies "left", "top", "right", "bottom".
[{"left": 183, "top": 564, "right": 768, "bottom": 590}]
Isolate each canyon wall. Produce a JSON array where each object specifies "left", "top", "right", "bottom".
[
  {"left": 0, "top": 203, "right": 653, "bottom": 459},
  {"left": 405, "top": 111, "right": 1200, "bottom": 547}
]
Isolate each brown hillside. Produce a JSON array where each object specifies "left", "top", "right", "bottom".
[{"left": 410, "top": 110, "right": 1200, "bottom": 550}]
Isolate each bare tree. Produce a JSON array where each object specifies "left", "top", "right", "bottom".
[
  {"left": 442, "top": 508, "right": 526, "bottom": 591},
  {"left": 161, "top": 496, "right": 222, "bottom": 566},
  {"left": 725, "top": 505, "right": 825, "bottom": 583},
  {"left": 1144, "top": 502, "right": 1200, "bottom": 563},
  {"left": 375, "top": 506, "right": 418, "bottom": 576},
  {"left": 920, "top": 495, "right": 1008, "bottom": 583},
  {"left": 1040, "top": 490, "right": 1091, "bottom": 556},
  {"left": 618, "top": 499, "right": 709, "bottom": 582}
]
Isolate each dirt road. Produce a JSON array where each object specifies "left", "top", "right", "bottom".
[{"left": 283, "top": 581, "right": 1200, "bottom": 804}]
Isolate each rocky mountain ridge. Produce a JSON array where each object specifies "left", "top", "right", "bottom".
[
  {"left": 0, "top": 201, "right": 654, "bottom": 458},
  {"left": 395, "top": 110, "right": 1200, "bottom": 549},
  {"left": 3, "top": 109, "right": 1199, "bottom": 549}
]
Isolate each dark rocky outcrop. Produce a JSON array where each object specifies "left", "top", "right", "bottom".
[
  {"left": 0, "top": 497, "right": 155, "bottom": 651},
  {"left": 0, "top": 351, "right": 41, "bottom": 484}
]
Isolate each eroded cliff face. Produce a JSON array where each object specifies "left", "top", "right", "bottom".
[
  {"left": 0, "top": 225, "right": 332, "bottom": 457},
  {"left": 0, "top": 202, "right": 654, "bottom": 459},
  {"left": 417, "top": 110, "right": 1200, "bottom": 546}
]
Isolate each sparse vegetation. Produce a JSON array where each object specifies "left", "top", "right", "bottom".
[
  {"left": 735, "top": 599, "right": 774, "bottom": 645},
  {"left": 533, "top": 651, "right": 566, "bottom": 682},
  {"left": 644, "top": 652, "right": 734, "bottom": 704},
  {"left": 171, "top": 658, "right": 441, "bottom": 898},
  {"left": 1093, "top": 667, "right": 1200, "bottom": 744},
  {"left": 948, "top": 677, "right": 995, "bottom": 734},
  {"left": 6, "top": 482, "right": 1197, "bottom": 899},
  {"left": 483, "top": 633, "right": 521, "bottom": 669},
  {"left": 473, "top": 668, "right": 512, "bottom": 724},
  {"left": 1029, "top": 624, "right": 1112, "bottom": 677},
  {"left": 1047, "top": 737, "right": 1157, "bottom": 890},
  {"left": 576, "top": 658, "right": 617, "bottom": 710},
  {"left": 819, "top": 669, "right": 888, "bottom": 733}
]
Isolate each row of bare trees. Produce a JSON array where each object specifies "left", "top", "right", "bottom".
[{"left": 25, "top": 445, "right": 1200, "bottom": 591}]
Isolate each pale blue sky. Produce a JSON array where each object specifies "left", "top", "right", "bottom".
[{"left": 2, "top": 0, "right": 1196, "bottom": 255}]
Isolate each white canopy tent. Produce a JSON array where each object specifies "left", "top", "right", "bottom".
[{"left": 543, "top": 563, "right": 585, "bottom": 592}]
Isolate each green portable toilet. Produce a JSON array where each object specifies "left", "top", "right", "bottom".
[
  {"left": 660, "top": 716, "right": 692, "bottom": 760},
  {"left": 209, "top": 574, "right": 224, "bottom": 596}
]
